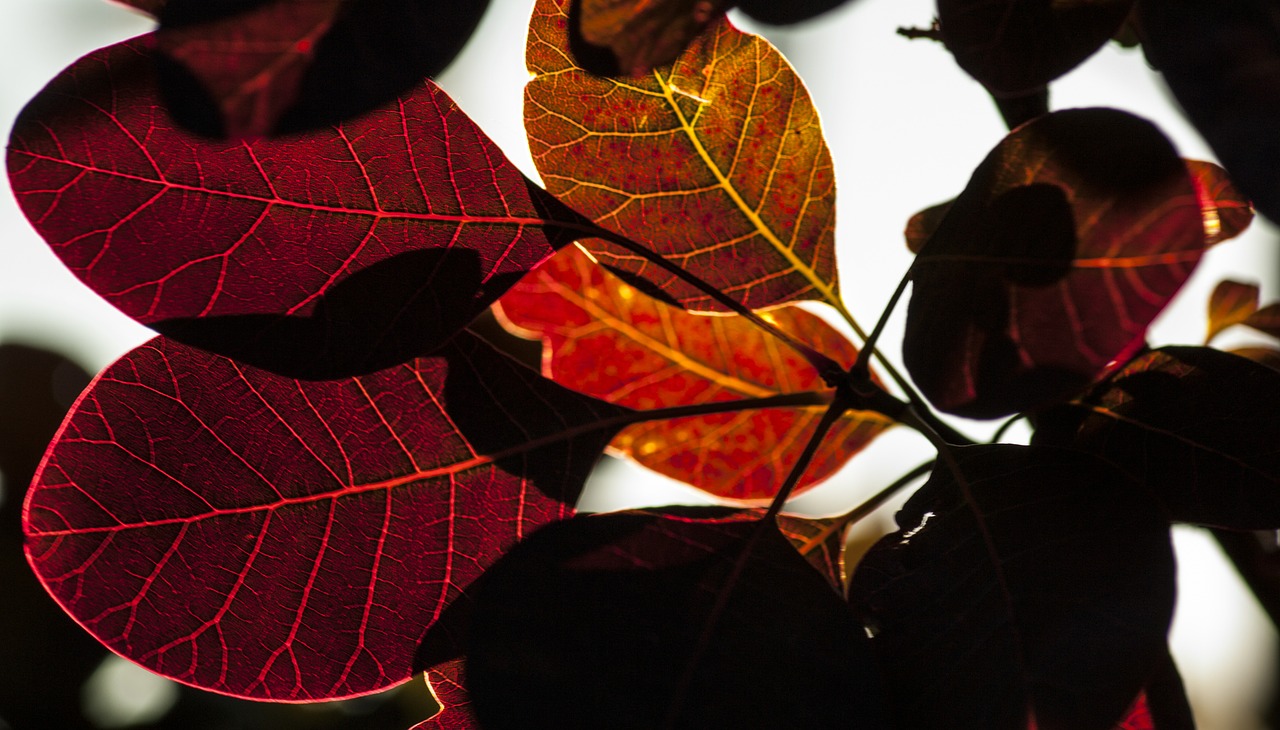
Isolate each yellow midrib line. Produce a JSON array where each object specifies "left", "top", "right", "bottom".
[{"left": 652, "top": 69, "right": 842, "bottom": 309}]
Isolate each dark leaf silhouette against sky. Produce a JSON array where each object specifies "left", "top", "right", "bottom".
[
  {"left": 938, "top": 0, "right": 1135, "bottom": 96},
  {"left": 24, "top": 332, "right": 638, "bottom": 701},
  {"left": 7, "top": 35, "right": 587, "bottom": 379},
  {"left": 905, "top": 109, "right": 1222, "bottom": 418},
  {"left": 849, "top": 445, "right": 1175, "bottom": 730},
  {"left": 1140, "top": 0, "right": 1280, "bottom": 224},
  {"left": 458, "top": 509, "right": 886, "bottom": 729},
  {"left": 526, "top": 0, "right": 839, "bottom": 312},
  {"left": 1033, "top": 346, "right": 1280, "bottom": 529},
  {"left": 153, "top": 0, "right": 492, "bottom": 138},
  {"left": 496, "top": 245, "right": 891, "bottom": 501}
]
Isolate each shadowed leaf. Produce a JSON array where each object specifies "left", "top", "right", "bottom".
[
  {"left": 23, "top": 331, "right": 637, "bottom": 701},
  {"left": 112, "top": 0, "right": 166, "bottom": 14},
  {"left": 736, "top": 0, "right": 852, "bottom": 24},
  {"left": 1033, "top": 346, "right": 1280, "bottom": 529},
  {"left": 1232, "top": 346, "right": 1280, "bottom": 373},
  {"left": 574, "top": 0, "right": 731, "bottom": 77},
  {"left": 495, "top": 245, "right": 891, "bottom": 501},
  {"left": 8, "top": 36, "right": 587, "bottom": 379},
  {"left": 904, "top": 199, "right": 952, "bottom": 254},
  {"left": 153, "top": 0, "right": 492, "bottom": 138},
  {"left": 938, "top": 0, "right": 1135, "bottom": 96},
  {"left": 1206, "top": 280, "right": 1280, "bottom": 344},
  {"left": 849, "top": 445, "right": 1175, "bottom": 730},
  {"left": 1140, "top": 0, "right": 1280, "bottom": 224},
  {"left": 526, "top": 0, "right": 839, "bottom": 311},
  {"left": 458, "top": 509, "right": 886, "bottom": 729},
  {"left": 905, "top": 109, "right": 1213, "bottom": 418}
]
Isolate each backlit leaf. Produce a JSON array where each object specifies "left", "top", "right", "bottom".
[
  {"left": 938, "top": 0, "right": 1135, "bottom": 95},
  {"left": 417, "top": 660, "right": 476, "bottom": 730},
  {"left": 849, "top": 445, "right": 1175, "bottom": 730},
  {"left": 525, "top": 0, "right": 839, "bottom": 311},
  {"left": 23, "top": 331, "right": 634, "bottom": 701},
  {"left": 8, "top": 35, "right": 585, "bottom": 379},
  {"left": 1207, "top": 280, "right": 1262, "bottom": 343},
  {"left": 575, "top": 0, "right": 732, "bottom": 77},
  {"left": 1139, "top": 0, "right": 1280, "bottom": 224},
  {"left": 1033, "top": 346, "right": 1280, "bottom": 529},
  {"left": 778, "top": 513, "right": 846, "bottom": 592},
  {"left": 495, "top": 245, "right": 891, "bottom": 501},
  {"left": 905, "top": 109, "right": 1210, "bottom": 418},
  {"left": 459, "top": 509, "right": 886, "bottom": 728},
  {"left": 153, "top": 0, "right": 492, "bottom": 138}
]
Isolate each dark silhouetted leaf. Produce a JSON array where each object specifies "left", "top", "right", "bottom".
[
  {"left": 495, "top": 245, "right": 891, "bottom": 501},
  {"left": 1232, "top": 346, "right": 1280, "bottom": 373},
  {"left": 526, "top": 0, "right": 839, "bottom": 311},
  {"left": 1112, "top": 652, "right": 1193, "bottom": 730},
  {"left": 736, "top": 0, "right": 852, "bottom": 25},
  {"left": 849, "top": 445, "right": 1175, "bottom": 730},
  {"left": 905, "top": 109, "right": 1215, "bottom": 418},
  {"left": 574, "top": 0, "right": 731, "bottom": 77},
  {"left": 23, "top": 331, "right": 640, "bottom": 701},
  {"left": 907, "top": 160, "right": 1249, "bottom": 258},
  {"left": 459, "top": 509, "right": 886, "bottom": 729},
  {"left": 154, "top": 0, "right": 492, "bottom": 138},
  {"left": 1206, "top": 280, "right": 1280, "bottom": 344},
  {"left": 938, "top": 0, "right": 1135, "bottom": 96},
  {"left": 1033, "top": 346, "right": 1280, "bottom": 529},
  {"left": 113, "top": 0, "right": 166, "bottom": 15},
  {"left": 8, "top": 36, "right": 586, "bottom": 379},
  {"left": 1139, "top": 0, "right": 1280, "bottom": 224}
]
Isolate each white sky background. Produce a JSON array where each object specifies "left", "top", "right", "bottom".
[{"left": 1, "top": 0, "right": 1277, "bottom": 727}]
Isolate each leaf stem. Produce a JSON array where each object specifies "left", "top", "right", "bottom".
[
  {"left": 580, "top": 223, "right": 844, "bottom": 378},
  {"left": 797, "top": 459, "right": 936, "bottom": 557},
  {"left": 764, "top": 398, "right": 851, "bottom": 521},
  {"left": 851, "top": 266, "right": 912, "bottom": 376}
]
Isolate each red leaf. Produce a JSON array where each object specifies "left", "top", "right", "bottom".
[
  {"left": 778, "top": 513, "right": 846, "bottom": 592},
  {"left": 416, "top": 660, "right": 477, "bottom": 730},
  {"left": 525, "top": 0, "right": 840, "bottom": 312},
  {"left": 938, "top": 0, "right": 1135, "bottom": 95},
  {"left": 23, "top": 331, "right": 634, "bottom": 701},
  {"left": 1033, "top": 346, "right": 1280, "bottom": 529},
  {"left": 7, "top": 35, "right": 585, "bottom": 379},
  {"left": 495, "top": 246, "right": 891, "bottom": 501},
  {"left": 849, "top": 445, "right": 1175, "bottom": 730},
  {"left": 459, "top": 509, "right": 886, "bottom": 728},
  {"left": 905, "top": 109, "right": 1213, "bottom": 418}
]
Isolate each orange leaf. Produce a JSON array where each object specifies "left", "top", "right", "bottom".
[
  {"left": 525, "top": 0, "right": 839, "bottom": 312},
  {"left": 496, "top": 246, "right": 891, "bottom": 502},
  {"left": 1186, "top": 159, "right": 1254, "bottom": 245},
  {"left": 1207, "top": 279, "right": 1261, "bottom": 344}
]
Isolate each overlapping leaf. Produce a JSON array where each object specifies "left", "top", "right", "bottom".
[
  {"left": 1032, "top": 346, "right": 1280, "bottom": 529},
  {"left": 496, "top": 246, "right": 891, "bottom": 501},
  {"left": 7, "top": 35, "right": 584, "bottom": 379},
  {"left": 459, "top": 509, "right": 886, "bottom": 728},
  {"left": 937, "top": 0, "right": 1135, "bottom": 96},
  {"left": 525, "top": 0, "right": 839, "bottom": 311},
  {"left": 905, "top": 109, "right": 1224, "bottom": 418},
  {"left": 1140, "top": 0, "right": 1280, "bottom": 224},
  {"left": 575, "top": 0, "right": 732, "bottom": 77},
  {"left": 905, "top": 160, "right": 1250, "bottom": 256},
  {"left": 849, "top": 445, "right": 1175, "bottom": 730},
  {"left": 1206, "top": 280, "right": 1280, "bottom": 344},
  {"left": 23, "top": 331, "right": 639, "bottom": 701},
  {"left": 151, "top": 0, "right": 492, "bottom": 138},
  {"left": 417, "top": 660, "right": 476, "bottom": 730}
]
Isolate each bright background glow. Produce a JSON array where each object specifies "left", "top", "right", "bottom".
[{"left": 1, "top": 0, "right": 1276, "bottom": 727}]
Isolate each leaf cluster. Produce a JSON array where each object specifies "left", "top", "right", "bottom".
[{"left": 7, "top": 0, "right": 1280, "bottom": 728}]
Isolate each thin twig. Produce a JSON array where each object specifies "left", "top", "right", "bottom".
[{"left": 798, "top": 459, "right": 936, "bottom": 556}]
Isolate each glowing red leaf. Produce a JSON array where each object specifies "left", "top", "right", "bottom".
[
  {"left": 938, "top": 0, "right": 1135, "bottom": 95},
  {"left": 417, "top": 660, "right": 476, "bottom": 730},
  {"left": 7, "top": 35, "right": 584, "bottom": 379},
  {"left": 460, "top": 509, "right": 885, "bottom": 728},
  {"left": 495, "top": 246, "right": 890, "bottom": 501},
  {"left": 1033, "top": 346, "right": 1280, "bottom": 529},
  {"left": 23, "top": 331, "right": 634, "bottom": 701},
  {"left": 905, "top": 109, "right": 1214, "bottom": 418},
  {"left": 849, "top": 445, "right": 1175, "bottom": 729},
  {"left": 525, "top": 0, "right": 839, "bottom": 311}
]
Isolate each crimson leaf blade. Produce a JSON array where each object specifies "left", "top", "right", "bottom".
[{"left": 24, "top": 331, "right": 629, "bottom": 701}]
